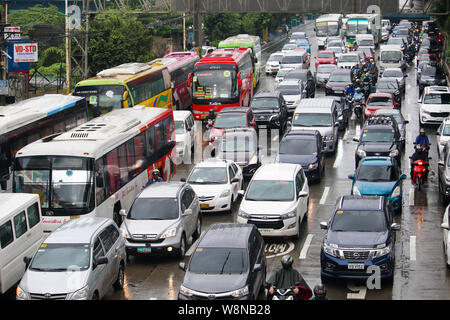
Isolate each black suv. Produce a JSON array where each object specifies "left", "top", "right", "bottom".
[
  {"left": 320, "top": 195, "right": 400, "bottom": 282},
  {"left": 283, "top": 69, "right": 316, "bottom": 98},
  {"left": 250, "top": 91, "right": 289, "bottom": 134},
  {"left": 178, "top": 223, "right": 266, "bottom": 300},
  {"left": 353, "top": 115, "right": 402, "bottom": 168},
  {"left": 417, "top": 65, "right": 448, "bottom": 95},
  {"left": 277, "top": 130, "right": 326, "bottom": 183},
  {"left": 325, "top": 68, "right": 352, "bottom": 97}
]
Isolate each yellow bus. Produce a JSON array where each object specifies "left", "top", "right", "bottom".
[{"left": 73, "top": 62, "right": 173, "bottom": 116}]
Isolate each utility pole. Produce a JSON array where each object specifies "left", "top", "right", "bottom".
[
  {"left": 193, "top": 0, "right": 202, "bottom": 57},
  {"left": 0, "top": 1, "right": 8, "bottom": 105},
  {"left": 183, "top": 13, "right": 186, "bottom": 51},
  {"left": 65, "top": 0, "right": 71, "bottom": 94}
]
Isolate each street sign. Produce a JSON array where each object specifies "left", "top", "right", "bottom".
[
  {"left": 13, "top": 43, "right": 38, "bottom": 62},
  {"left": 4, "top": 26, "right": 20, "bottom": 40},
  {"left": 0, "top": 80, "right": 8, "bottom": 95}
]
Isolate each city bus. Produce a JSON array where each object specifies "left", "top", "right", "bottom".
[
  {"left": 315, "top": 14, "right": 343, "bottom": 49},
  {"left": 12, "top": 106, "right": 176, "bottom": 231},
  {"left": 73, "top": 62, "right": 173, "bottom": 117},
  {"left": 151, "top": 51, "right": 200, "bottom": 111},
  {"left": 189, "top": 47, "right": 254, "bottom": 120},
  {"left": 344, "top": 14, "right": 382, "bottom": 48},
  {"left": 0, "top": 94, "right": 88, "bottom": 192},
  {"left": 218, "top": 34, "right": 261, "bottom": 88}
]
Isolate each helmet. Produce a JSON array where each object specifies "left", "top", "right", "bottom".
[
  {"left": 314, "top": 284, "right": 327, "bottom": 298},
  {"left": 152, "top": 169, "right": 160, "bottom": 176},
  {"left": 356, "top": 87, "right": 361, "bottom": 92},
  {"left": 420, "top": 128, "right": 425, "bottom": 134},
  {"left": 209, "top": 109, "right": 214, "bottom": 114},
  {"left": 281, "top": 255, "right": 293, "bottom": 270}
]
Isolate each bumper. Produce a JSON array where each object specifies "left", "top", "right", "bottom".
[
  {"left": 325, "top": 88, "right": 345, "bottom": 96},
  {"left": 320, "top": 251, "right": 394, "bottom": 280},
  {"left": 324, "top": 139, "right": 336, "bottom": 153},
  {"left": 236, "top": 216, "right": 298, "bottom": 237},
  {"left": 420, "top": 109, "right": 449, "bottom": 124},
  {"left": 198, "top": 195, "right": 232, "bottom": 212},
  {"left": 125, "top": 237, "right": 182, "bottom": 256},
  {"left": 256, "top": 119, "right": 282, "bottom": 130},
  {"left": 265, "top": 66, "right": 279, "bottom": 75},
  {"left": 304, "top": 167, "right": 321, "bottom": 181},
  {"left": 178, "top": 293, "right": 249, "bottom": 301}
]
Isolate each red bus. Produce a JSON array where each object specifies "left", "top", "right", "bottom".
[
  {"left": 152, "top": 52, "right": 200, "bottom": 111},
  {"left": 188, "top": 47, "right": 254, "bottom": 120}
]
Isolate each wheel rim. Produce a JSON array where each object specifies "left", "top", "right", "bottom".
[
  {"left": 180, "top": 236, "right": 186, "bottom": 255},
  {"left": 196, "top": 218, "right": 201, "bottom": 236},
  {"left": 118, "top": 267, "right": 124, "bottom": 287}
]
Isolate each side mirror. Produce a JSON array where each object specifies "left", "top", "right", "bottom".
[
  {"left": 334, "top": 121, "right": 339, "bottom": 127},
  {"left": 187, "top": 73, "right": 192, "bottom": 87},
  {"left": 238, "top": 190, "right": 245, "bottom": 196},
  {"left": 183, "top": 209, "right": 193, "bottom": 216},
  {"left": 119, "top": 209, "right": 127, "bottom": 217},
  {"left": 94, "top": 256, "right": 108, "bottom": 269},
  {"left": 180, "top": 178, "right": 187, "bottom": 182},
  {"left": 441, "top": 223, "right": 449, "bottom": 230},
  {"left": 439, "top": 160, "right": 445, "bottom": 167},
  {"left": 253, "top": 264, "right": 262, "bottom": 272},
  {"left": 437, "top": 130, "right": 441, "bottom": 135},
  {"left": 231, "top": 177, "right": 239, "bottom": 183},
  {"left": 23, "top": 256, "right": 31, "bottom": 268},
  {"left": 400, "top": 174, "right": 407, "bottom": 180},
  {"left": 298, "top": 190, "right": 308, "bottom": 198},
  {"left": 320, "top": 221, "right": 328, "bottom": 230},
  {"left": 237, "top": 72, "right": 242, "bottom": 87},
  {"left": 348, "top": 173, "right": 355, "bottom": 180},
  {"left": 404, "top": 120, "right": 409, "bottom": 124},
  {"left": 353, "top": 136, "right": 360, "bottom": 142},
  {"left": 122, "top": 90, "right": 129, "bottom": 101},
  {"left": 95, "top": 176, "right": 104, "bottom": 188},
  {"left": 391, "top": 223, "right": 401, "bottom": 231},
  {"left": 405, "top": 74, "right": 408, "bottom": 77},
  {"left": 179, "top": 262, "right": 186, "bottom": 271},
  {"left": 254, "top": 57, "right": 258, "bottom": 64}
]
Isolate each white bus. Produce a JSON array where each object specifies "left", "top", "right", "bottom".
[
  {"left": 315, "top": 14, "right": 343, "bottom": 49},
  {"left": 0, "top": 95, "right": 89, "bottom": 192},
  {"left": 344, "top": 14, "right": 382, "bottom": 48},
  {"left": 12, "top": 106, "right": 176, "bottom": 232}
]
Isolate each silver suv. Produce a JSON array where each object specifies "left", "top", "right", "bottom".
[
  {"left": 120, "top": 182, "right": 201, "bottom": 259},
  {"left": 17, "top": 217, "right": 126, "bottom": 300}
]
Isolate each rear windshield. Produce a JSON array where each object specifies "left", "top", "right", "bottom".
[{"left": 189, "top": 248, "right": 248, "bottom": 274}]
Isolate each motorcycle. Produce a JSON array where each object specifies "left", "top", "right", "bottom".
[
  {"left": 265, "top": 282, "right": 313, "bottom": 301},
  {"left": 410, "top": 144, "right": 431, "bottom": 191},
  {"left": 362, "top": 81, "right": 371, "bottom": 100},
  {"left": 353, "top": 93, "right": 364, "bottom": 119}
]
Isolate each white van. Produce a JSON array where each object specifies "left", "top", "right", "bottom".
[
  {"left": 173, "top": 110, "right": 196, "bottom": 164},
  {"left": 356, "top": 34, "right": 375, "bottom": 50},
  {"left": 379, "top": 45, "right": 406, "bottom": 73},
  {"left": 0, "top": 193, "right": 43, "bottom": 294}
]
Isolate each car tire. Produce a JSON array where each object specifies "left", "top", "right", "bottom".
[
  {"left": 228, "top": 196, "right": 234, "bottom": 214},
  {"left": 320, "top": 274, "right": 330, "bottom": 284},
  {"left": 292, "top": 217, "right": 301, "bottom": 240},
  {"left": 113, "top": 263, "right": 125, "bottom": 290},
  {"left": 178, "top": 234, "right": 187, "bottom": 259},
  {"left": 92, "top": 291, "right": 99, "bottom": 300},
  {"left": 193, "top": 216, "right": 202, "bottom": 240}
]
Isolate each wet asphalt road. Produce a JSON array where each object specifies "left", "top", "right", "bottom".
[{"left": 104, "top": 22, "right": 450, "bottom": 300}]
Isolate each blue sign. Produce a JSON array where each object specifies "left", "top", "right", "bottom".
[{"left": 8, "top": 39, "right": 29, "bottom": 72}]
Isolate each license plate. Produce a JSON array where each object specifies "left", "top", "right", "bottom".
[
  {"left": 347, "top": 263, "right": 365, "bottom": 270},
  {"left": 335, "top": 90, "right": 343, "bottom": 94},
  {"left": 137, "top": 247, "right": 152, "bottom": 253},
  {"left": 258, "top": 228, "right": 272, "bottom": 233},
  {"left": 200, "top": 203, "right": 210, "bottom": 209},
  {"left": 259, "top": 125, "right": 267, "bottom": 129}
]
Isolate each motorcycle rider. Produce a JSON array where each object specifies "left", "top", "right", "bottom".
[
  {"left": 361, "top": 72, "right": 373, "bottom": 98},
  {"left": 267, "top": 255, "right": 312, "bottom": 300},
  {"left": 414, "top": 128, "right": 430, "bottom": 149},
  {"left": 368, "top": 58, "right": 378, "bottom": 82},
  {"left": 406, "top": 43, "right": 416, "bottom": 63},
  {"left": 410, "top": 144, "right": 429, "bottom": 179},
  {"left": 145, "top": 169, "right": 163, "bottom": 187},
  {"left": 204, "top": 109, "right": 216, "bottom": 127},
  {"left": 310, "top": 284, "right": 330, "bottom": 300}
]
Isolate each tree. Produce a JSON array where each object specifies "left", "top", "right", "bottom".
[
  {"left": 7, "top": 4, "right": 64, "bottom": 36},
  {"left": 88, "top": 14, "right": 155, "bottom": 75}
]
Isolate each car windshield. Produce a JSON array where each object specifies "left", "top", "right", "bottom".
[
  {"left": 269, "top": 54, "right": 283, "bottom": 62},
  {"left": 360, "top": 130, "right": 395, "bottom": 142},
  {"left": 214, "top": 113, "right": 247, "bottom": 128},
  {"left": 282, "top": 55, "right": 303, "bottom": 64},
  {"left": 356, "top": 165, "right": 397, "bottom": 181},
  {"left": 189, "top": 248, "right": 248, "bottom": 274},
  {"left": 359, "top": 39, "right": 373, "bottom": 46},
  {"left": 220, "top": 135, "right": 254, "bottom": 152},
  {"left": 293, "top": 113, "right": 332, "bottom": 127},
  {"left": 387, "top": 39, "right": 403, "bottom": 46},
  {"left": 422, "top": 67, "right": 444, "bottom": 76},
  {"left": 368, "top": 96, "right": 393, "bottom": 106},
  {"left": 128, "top": 198, "right": 179, "bottom": 220},
  {"left": 318, "top": 52, "right": 333, "bottom": 59},
  {"left": 377, "top": 81, "right": 398, "bottom": 90},
  {"left": 328, "top": 42, "right": 343, "bottom": 48},
  {"left": 331, "top": 210, "right": 387, "bottom": 232},
  {"left": 280, "top": 139, "right": 317, "bottom": 155},
  {"left": 382, "top": 70, "right": 403, "bottom": 78},
  {"left": 175, "top": 120, "right": 185, "bottom": 134},
  {"left": 188, "top": 167, "right": 228, "bottom": 184},
  {"left": 246, "top": 180, "right": 294, "bottom": 201},
  {"left": 276, "top": 85, "right": 301, "bottom": 96},
  {"left": 396, "top": 29, "right": 409, "bottom": 35},
  {"left": 424, "top": 93, "right": 450, "bottom": 104},
  {"left": 283, "top": 44, "right": 296, "bottom": 51},
  {"left": 329, "top": 73, "right": 350, "bottom": 82},
  {"left": 380, "top": 51, "right": 402, "bottom": 62},
  {"left": 330, "top": 47, "right": 343, "bottom": 54},
  {"left": 277, "top": 69, "right": 291, "bottom": 77},
  {"left": 285, "top": 72, "right": 307, "bottom": 82},
  {"left": 251, "top": 97, "right": 279, "bottom": 109},
  {"left": 359, "top": 48, "right": 372, "bottom": 55},
  {"left": 30, "top": 244, "right": 90, "bottom": 271},
  {"left": 317, "top": 65, "right": 337, "bottom": 74},
  {"left": 296, "top": 39, "right": 309, "bottom": 45}
]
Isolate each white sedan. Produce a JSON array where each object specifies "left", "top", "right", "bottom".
[
  {"left": 186, "top": 158, "right": 243, "bottom": 213},
  {"left": 442, "top": 205, "right": 450, "bottom": 266}
]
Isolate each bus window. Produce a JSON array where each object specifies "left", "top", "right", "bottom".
[
  {"left": 95, "top": 158, "right": 106, "bottom": 205},
  {"left": 134, "top": 133, "right": 146, "bottom": 175},
  {"left": 118, "top": 144, "right": 128, "bottom": 188},
  {"left": 126, "top": 139, "right": 136, "bottom": 179},
  {"left": 105, "top": 149, "right": 120, "bottom": 195}
]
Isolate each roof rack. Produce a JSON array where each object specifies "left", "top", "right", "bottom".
[{"left": 364, "top": 114, "right": 397, "bottom": 127}]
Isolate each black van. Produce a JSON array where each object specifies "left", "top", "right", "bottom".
[{"left": 178, "top": 223, "right": 266, "bottom": 300}]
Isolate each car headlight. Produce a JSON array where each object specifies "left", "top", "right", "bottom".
[
  {"left": 421, "top": 109, "right": 430, "bottom": 115},
  {"left": 324, "top": 135, "right": 334, "bottom": 142},
  {"left": 161, "top": 227, "right": 177, "bottom": 239},
  {"left": 71, "top": 285, "right": 89, "bottom": 300},
  {"left": 441, "top": 79, "right": 447, "bottom": 84},
  {"left": 280, "top": 210, "right": 297, "bottom": 220},
  {"left": 323, "top": 243, "right": 341, "bottom": 258},
  {"left": 356, "top": 149, "right": 366, "bottom": 158},
  {"left": 295, "top": 99, "right": 301, "bottom": 105},
  {"left": 238, "top": 209, "right": 251, "bottom": 219},
  {"left": 389, "top": 149, "right": 399, "bottom": 157},
  {"left": 248, "top": 155, "right": 258, "bottom": 165},
  {"left": 353, "top": 185, "right": 361, "bottom": 196},
  {"left": 16, "top": 286, "right": 30, "bottom": 300},
  {"left": 372, "top": 245, "right": 391, "bottom": 259},
  {"left": 120, "top": 227, "right": 130, "bottom": 239},
  {"left": 231, "top": 286, "right": 249, "bottom": 298},
  {"left": 179, "top": 285, "right": 195, "bottom": 297},
  {"left": 391, "top": 186, "right": 401, "bottom": 198},
  {"left": 220, "top": 189, "right": 231, "bottom": 198},
  {"left": 308, "top": 162, "right": 318, "bottom": 170}
]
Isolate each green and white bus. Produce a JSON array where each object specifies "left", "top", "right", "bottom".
[
  {"left": 218, "top": 34, "right": 262, "bottom": 88},
  {"left": 315, "top": 14, "right": 343, "bottom": 49},
  {"left": 344, "top": 14, "right": 382, "bottom": 48}
]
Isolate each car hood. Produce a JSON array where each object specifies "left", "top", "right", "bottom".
[
  {"left": 211, "top": 127, "right": 225, "bottom": 137},
  {"left": 20, "top": 269, "right": 90, "bottom": 294},
  {"left": 354, "top": 181, "right": 397, "bottom": 196},
  {"left": 317, "top": 58, "right": 334, "bottom": 63},
  {"left": 241, "top": 200, "right": 296, "bottom": 215},
  {"left": 366, "top": 105, "right": 395, "bottom": 112},
  {"left": 252, "top": 108, "right": 280, "bottom": 116},
  {"left": 358, "top": 142, "right": 396, "bottom": 152},
  {"left": 326, "top": 82, "right": 350, "bottom": 90},
  {"left": 420, "top": 75, "right": 446, "bottom": 82},
  {"left": 421, "top": 104, "right": 450, "bottom": 113},
  {"left": 267, "top": 61, "right": 280, "bottom": 66},
  {"left": 219, "top": 151, "right": 255, "bottom": 165},
  {"left": 327, "top": 231, "right": 389, "bottom": 248},
  {"left": 182, "top": 272, "right": 247, "bottom": 294},
  {"left": 282, "top": 95, "right": 301, "bottom": 102},
  {"left": 123, "top": 219, "right": 177, "bottom": 235},
  {"left": 278, "top": 153, "right": 317, "bottom": 166},
  {"left": 190, "top": 184, "right": 229, "bottom": 198}
]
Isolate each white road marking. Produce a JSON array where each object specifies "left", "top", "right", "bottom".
[
  {"left": 410, "top": 236, "right": 416, "bottom": 261},
  {"left": 407, "top": 114, "right": 411, "bottom": 123},
  {"left": 409, "top": 188, "right": 414, "bottom": 206},
  {"left": 320, "top": 187, "right": 330, "bottom": 205},
  {"left": 333, "top": 157, "right": 339, "bottom": 168},
  {"left": 343, "top": 129, "right": 349, "bottom": 141},
  {"left": 347, "top": 283, "right": 367, "bottom": 300},
  {"left": 355, "top": 124, "right": 361, "bottom": 138},
  {"left": 185, "top": 231, "right": 205, "bottom": 256},
  {"left": 299, "top": 234, "right": 313, "bottom": 259},
  {"left": 149, "top": 297, "right": 158, "bottom": 300},
  {"left": 265, "top": 241, "right": 295, "bottom": 259}
]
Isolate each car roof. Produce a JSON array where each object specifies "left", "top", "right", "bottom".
[
  {"left": 44, "top": 217, "right": 111, "bottom": 244},
  {"left": 252, "top": 163, "right": 300, "bottom": 181},
  {"left": 368, "top": 92, "right": 393, "bottom": 98},
  {"left": 297, "top": 98, "right": 336, "bottom": 109},
  {"left": 173, "top": 110, "right": 192, "bottom": 120},
  {"left": 198, "top": 223, "right": 254, "bottom": 248},
  {"left": 284, "top": 50, "right": 307, "bottom": 56},
  {"left": 139, "top": 182, "right": 185, "bottom": 198},
  {"left": 331, "top": 68, "right": 351, "bottom": 75},
  {"left": 286, "top": 69, "right": 308, "bottom": 75},
  {"left": 336, "top": 195, "right": 385, "bottom": 211},
  {"left": 278, "top": 80, "right": 301, "bottom": 87},
  {"left": 0, "top": 193, "right": 39, "bottom": 221},
  {"left": 253, "top": 91, "right": 282, "bottom": 99},
  {"left": 192, "top": 158, "right": 231, "bottom": 168},
  {"left": 382, "top": 67, "right": 403, "bottom": 73},
  {"left": 218, "top": 107, "right": 249, "bottom": 114},
  {"left": 284, "top": 130, "right": 320, "bottom": 140}
]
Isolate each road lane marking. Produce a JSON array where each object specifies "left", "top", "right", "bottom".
[
  {"left": 343, "top": 129, "right": 349, "bottom": 141},
  {"left": 185, "top": 231, "right": 205, "bottom": 256},
  {"left": 410, "top": 235, "right": 416, "bottom": 261},
  {"left": 355, "top": 124, "right": 361, "bottom": 138},
  {"left": 149, "top": 297, "right": 158, "bottom": 300},
  {"left": 299, "top": 234, "right": 313, "bottom": 259},
  {"left": 409, "top": 188, "right": 414, "bottom": 206},
  {"left": 320, "top": 187, "right": 330, "bottom": 205},
  {"left": 407, "top": 114, "right": 411, "bottom": 123},
  {"left": 347, "top": 283, "right": 367, "bottom": 300}
]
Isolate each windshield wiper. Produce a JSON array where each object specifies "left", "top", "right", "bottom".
[{"left": 220, "top": 251, "right": 232, "bottom": 274}]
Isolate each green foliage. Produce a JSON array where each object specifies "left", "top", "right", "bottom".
[
  {"left": 40, "top": 47, "right": 65, "bottom": 67},
  {"left": 7, "top": 4, "right": 64, "bottom": 35},
  {"left": 88, "top": 14, "right": 155, "bottom": 75}
]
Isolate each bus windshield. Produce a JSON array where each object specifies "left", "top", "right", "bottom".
[
  {"left": 348, "top": 21, "right": 368, "bottom": 35},
  {"left": 316, "top": 23, "right": 339, "bottom": 37},
  {"left": 74, "top": 85, "right": 124, "bottom": 114},
  {"left": 192, "top": 68, "right": 238, "bottom": 100},
  {"left": 13, "top": 156, "right": 95, "bottom": 215}
]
